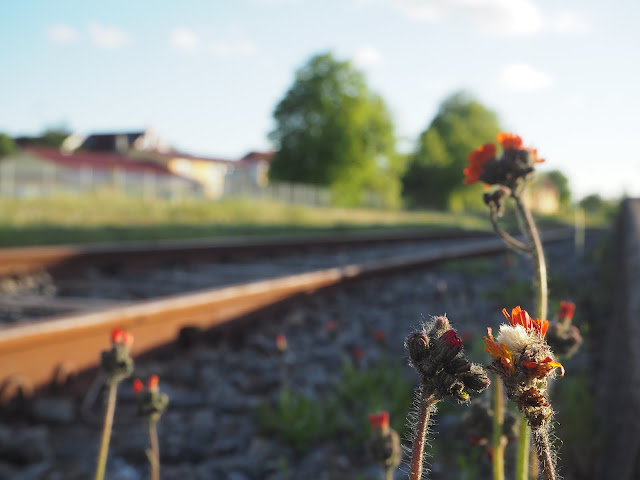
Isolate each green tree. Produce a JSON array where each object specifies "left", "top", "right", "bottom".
[
  {"left": 0, "top": 133, "right": 16, "bottom": 159},
  {"left": 402, "top": 91, "right": 501, "bottom": 210},
  {"left": 37, "top": 126, "right": 71, "bottom": 148},
  {"left": 268, "top": 52, "right": 403, "bottom": 207}
]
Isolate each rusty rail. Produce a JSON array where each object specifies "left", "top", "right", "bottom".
[{"left": 0, "top": 229, "right": 574, "bottom": 398}]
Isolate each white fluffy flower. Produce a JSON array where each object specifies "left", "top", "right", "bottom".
[{"left": 496, "top": 323, "right": 531, "bottom": 352}]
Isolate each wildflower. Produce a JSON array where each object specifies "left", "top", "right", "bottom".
[
  {"left": 497, "top": 132, "right": 523, "bottom": 149},
  {"left": 372, "top": 329, "right": 386, "bottom": 343},
  {"left": 367, "top": 410, "right": 402, "bottom": 478},
  {"left": 407, "top": 315, "right": 490, "bottom": 404},
  {"left": 369, "top": 411, "right": 390, "bottom": 432},
  {"left": 465, "top": 132, "right": 545, "bottom": 190},
  {"left": 133, "top": 375, "right": 169, "bottom": 422},
  {"left": 547, "top": 301, "right": 582, "bottom": 359},
  {"left": 406, "top": 316, "right": 490, "bottom": 480},
  {"left": 557, "top": 301, "right": 576, "bottom": 323},
  {"left": 325, "top": 319, "right": 338, "bottom": 332},
  {"left": 101, "top": 329, "right": 134, "bottom": 383},
  {"left": 463, "top": 143, "right": 496, "bottom": 184},
  {"left": 485, "top": 306, "right": 563, "bottom": 430},
  {"left": 351, "top": 347, "right": 364, "bottom": 362},
  {"left": 111, "top": 328, "right": 134, "bottom": 349},
  {"left": 275, "top": 333, "right": 288, "bottom": 353}
]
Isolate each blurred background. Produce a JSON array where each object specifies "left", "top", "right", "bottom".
[{"left": 0, "top": 0, "right": 635, "bottom": 236}]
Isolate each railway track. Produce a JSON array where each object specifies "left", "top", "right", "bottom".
[
  {"left": 0, "top": 228, "right": 576, "bottom": 399},
  {"left": 0, "top": 227, "right": 608, "bottom": 480}
]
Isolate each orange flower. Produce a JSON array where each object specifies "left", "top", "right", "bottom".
[
  {"left": 368, "top": 411, "right": 390, "bottom": 430},
  {"left": 523, "top": 357, "right": 564, "bottom": 378},
  {"left": 372, "top": 330, "right": 386, "bottom": 343},
  {"left": 483, "top": 327, "right": 515, "bottom": 375},
  {"left": 497, "top": 132, "right": 523, "bottom": 149},
  {"left": 502, "top": 306, "right": 548, "bottom": 338},
  {"left": 148, "top": 374, "right": 159, "bottom": 392},
  {"left": 557, "top": 301, "right": 576, "bottom": 321},
  {"left": 111, "top": 328, "right": 134, "bottom": 348},
  {"left": 463, "top": 143, "right": 496, "bottom": 184}
]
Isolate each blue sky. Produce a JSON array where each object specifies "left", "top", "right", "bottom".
[{"left": 1, "top": 0, "right": 638, "bottom": 200}]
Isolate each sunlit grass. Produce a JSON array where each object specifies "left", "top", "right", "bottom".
[{"left": 0, "top": 191, "right": 494, "bottom": 246}]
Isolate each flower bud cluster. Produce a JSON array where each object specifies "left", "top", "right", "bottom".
[
  {"left": 101, "top": 328, "right": 134, "bottom": 383},
  {"left": 406, "top": 316, "right": 490, "bottom": 402},
  {"left": 133, "top": 375, "right": 169, "bottom": 422},
  {"left": 367, "top": 411, "right": 402, "bottom": 473},
  {"left": 546, "top": 301, "right": 582, "bottom": 359},
  {"left": 484, "top": 307, "right": 563, "bottom": 430},
  {"left": 464, "top": 132, "right": 544, "bottom": 192}
]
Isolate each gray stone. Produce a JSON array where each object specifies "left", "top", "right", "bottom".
[{"left": 32, "top": 397, "right": 76, "bottom": 424}]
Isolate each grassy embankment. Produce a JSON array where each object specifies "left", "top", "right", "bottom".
[{"left": 0, "top": 191, "right": 605, "bottom": 247}]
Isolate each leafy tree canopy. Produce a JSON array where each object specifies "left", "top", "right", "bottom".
[
  {"left": 402, "top": 91, "right": 501, "bottom": 209},
  {"left": 0, "top": 133, "right": 16, "bottom": 159},
  {"left": 268, "top": 52, "right": 403, "bottom": 207}
]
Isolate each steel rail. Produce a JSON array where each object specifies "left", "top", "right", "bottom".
[
  {"left": 0, "top": 228, "right": 492, "bottom": 277},
  {"left": 0, "top": 229, "right": 574, "bottom": 399}
]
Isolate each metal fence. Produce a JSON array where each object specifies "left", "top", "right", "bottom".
[{"left": 0, "top": 157, "right": 387, "bottom": 207}]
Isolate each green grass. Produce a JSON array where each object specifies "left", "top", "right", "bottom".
[{"left": 0, "top": 191, "right": 494, "bottom": 247}]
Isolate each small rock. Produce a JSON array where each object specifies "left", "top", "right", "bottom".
[{"left": 32, "top": 397, "right": 76, "bottom": 424}]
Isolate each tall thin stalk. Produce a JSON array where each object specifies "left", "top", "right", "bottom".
[
  {"left": 94, "top": 380, "right": 118, "bottom": 480},
  {"left": 148, "top": 420, "right": 160, "bottom": 480},
  {"left": 409, "top": 394, "right": 436, "bottom": 480},
  {"left": 492, "top": 377, "right": 506, "bottom": 480},
  {"left": 514, "top": 192, "right": 554, "bottom": 480}
]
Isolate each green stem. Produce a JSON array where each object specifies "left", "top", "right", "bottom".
[
  {"left": 149, "top": 420, "right": 160, "bottom": 480},
  {"left": 516, "top": 419, "right": 530, "bottom": 480},
  {"left": 514, "top": 192, "right": 548, "bottom": 480},
  {"left": 409, "top": 393, "right": 437, "bottom": 480},
  {"left": 514, "top": 194, "right": 547, "bottom": 321},
  {"left": 492, "top": 376, "right": 505, "bottom": 480},
  {"left": 94, "top": 380, "right": 118, "bottom": 480}
]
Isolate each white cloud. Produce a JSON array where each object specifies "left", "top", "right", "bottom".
[
  {"left": 548, "top": 9, "right": 591, "bottom": 35},
  {"left": 390, "top": 0, "right": 543, "bottom": 36},
  {"left": 353, "top": 46, "right": 383, "bottom": 67},
  {"left": 211, "top": 40, "right": 256, "bottom": 57},
  {"left": 47, "top": 24, "right": 79, "bottom": 44},
  {"left": 499, "top": 63, "right": 553, "bottom": 91},
  {"left": 88, "top": 23, "right": 130, "bottom": 50},
  {"left": 171, "top": 28, "right": 199, "bottom": 52}
]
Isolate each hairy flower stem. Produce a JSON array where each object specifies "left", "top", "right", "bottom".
[
  {"left": 492, "top": 376, "right": 506, "bottom": 480},
  {"left": 514, "top": 193, "right": 550, "bottom": 480},
  {"left": 148, "top": 420, "right": 160, "bottom": 480},
  {"left": 94, "top": 380, "right": 118, "bottom": 480},
  {"left": 533, "top": 429, "right": 556, "bottom": 480},
  {"left": 409, "top": 393, "right": 437, "bottom": 480}
]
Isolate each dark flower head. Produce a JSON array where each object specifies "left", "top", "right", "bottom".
[{"left": 407, "top": 316, "right": 490, "bottom": 403}]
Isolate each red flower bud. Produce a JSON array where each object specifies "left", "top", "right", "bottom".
[
  {"left": 133, "top": 378, "right": 144, "bottom": 394},
  {"left": 368, "top": 411, "right": 390, "bottom": 430},
  {"left": 325, "top": 319, "right": 338, "bottom": 332},
  {"left": 372, "top": 330, "right": 386, "bottom": 343},
  {"left": 442, "top": 329, "right": 462, "bottom": 351},
  {"left": 111, "top": 328, "right": 133, "bottom": 348},
  {"left": 557, "top": 301, "right": 576, "bottom": 322},
  {"left": 351, "top": 347, "right": 364, "bottom": 361},
  {"left": 275, "top": 333, "right": 287, "bottom": 352}
]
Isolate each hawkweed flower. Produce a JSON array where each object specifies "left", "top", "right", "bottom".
[
  {"left": 546, "top": 301, "right": 582, "bottom": 359},
  {"left": 133, "top": 375, "right": 169, "bottom": 480},
  {"left": 94, "top": 329, "right": 134, "bottom": 480},
  {"left": 101, "top": 328, "right": 134, "bottom": 383},
  {"left": 367, "top": 411, "right": 402, "bottom": 480},
  {"left": 406, "top": 316, "right": 490, "bottom": 480},
  {"left": 275, "top": 333, "right": 288, "bottom": 353},
  {"left": 485, "top": 307, "right": 563, "bottom": 480},
  {"left": 372, "top": 329, "right": 386, "bottom": 344},
  {"left": 463, "top": 132, "right": 544, "bottom": 192}
]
